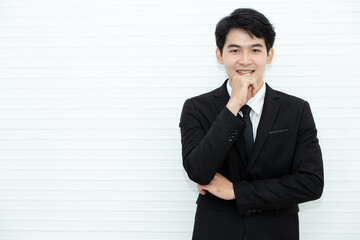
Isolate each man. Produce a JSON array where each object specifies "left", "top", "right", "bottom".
[{"left": 179, "top": 8, "right": 324, "bottom": 240}]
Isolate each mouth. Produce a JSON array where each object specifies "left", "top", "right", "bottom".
[{"left": 236, "top": 70, "right": 255, "bottom": 75}]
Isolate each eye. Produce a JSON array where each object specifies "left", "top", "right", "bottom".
[
  {"left": 252, "top": 49, "right": 261, "bottom": 53},
  {"left": 230, "top": 49, "right": 240, "bottom": 53}
]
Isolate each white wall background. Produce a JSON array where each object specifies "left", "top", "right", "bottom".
[{"left": 0, "top": 0, "right": 359, "bottom": 239}]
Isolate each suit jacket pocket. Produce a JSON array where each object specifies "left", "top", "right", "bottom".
[
  {"left": 274, "top": 205, "right": 299, "bottom": 216},
  {"left": 268, "top": 129, "right": 290, "bottom": 140},
  {"left": 196, "top": 192, "right": 224, "bottom": 210}
]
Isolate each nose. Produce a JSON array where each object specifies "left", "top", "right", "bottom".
[{"left": 238, "top": 52, "right": 252, "bottom": 65}]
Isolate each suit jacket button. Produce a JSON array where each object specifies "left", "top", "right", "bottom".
[
  {"left": 234, "top": 129, "right": 239, "bottom": 134},
  {"left": 227, "top": 136, "right": 233, "bottom": 142}
]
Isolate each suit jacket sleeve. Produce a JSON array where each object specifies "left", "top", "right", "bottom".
[
  {"left": 179, "top": 98, "right": 245, "bottom": 185},
  {"left": 233, "top": 101, "right": 324, "bottom": 214}
]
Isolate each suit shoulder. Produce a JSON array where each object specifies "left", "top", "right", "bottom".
[
  {"left": 270, "top": 88, "right": 314, "bottom": 117},
  {"left": 180, "top": 85, "right": 223, "bottom": 127}
]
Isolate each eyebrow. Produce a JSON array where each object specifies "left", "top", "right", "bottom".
[{"left": 227, "top": 43, "right": 264, "bottom": 48}]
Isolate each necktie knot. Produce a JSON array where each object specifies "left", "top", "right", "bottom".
[{"left": 241, "top": 105, "right": 252, "bottom": 116}]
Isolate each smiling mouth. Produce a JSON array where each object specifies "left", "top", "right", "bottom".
[{"left": 236, "top": 70, "right": 255, "bottom": 74}]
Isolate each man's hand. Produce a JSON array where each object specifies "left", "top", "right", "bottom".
[
  {"left": 226, "top": 75, "right": 258, "bottom": 116},
  {"left": 197, "top": 173, "right": 235, "bottom": 200}
]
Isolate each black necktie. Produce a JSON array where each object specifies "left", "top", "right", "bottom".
[{"left": 240, "top": 105, "right": 254, "bottom": 159}]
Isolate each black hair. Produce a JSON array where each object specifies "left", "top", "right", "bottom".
[{"left": 215, "top": 8, "right": 276, "bottom": 55}]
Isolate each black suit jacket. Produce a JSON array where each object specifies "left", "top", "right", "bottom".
[{"left": 179, "top": 80, "right": 324, "bottom": 240}]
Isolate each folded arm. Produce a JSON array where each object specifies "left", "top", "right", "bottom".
[
  {"left": 180, "top": 98, "right": 245, "bottom": 185},
  {"left": 196, "top": 101, "right": 324, "bottom": 214}
]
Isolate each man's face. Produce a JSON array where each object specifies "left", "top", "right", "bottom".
[{"left": 216, "top": 29, "right": 274, "bottom": 87}]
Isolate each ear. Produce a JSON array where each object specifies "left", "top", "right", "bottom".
[
  {"left": 216, "top": 48, "right": 223, "bottom": 65},
  {"left": 266, "top": 48, "right": 274, "bottom": 64}
]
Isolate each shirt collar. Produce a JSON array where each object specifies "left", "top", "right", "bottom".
[{"left": 226, "top": 79, "right": 266, "bottom": 116}]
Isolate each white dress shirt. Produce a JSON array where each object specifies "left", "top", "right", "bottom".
[{"left": 226, "top": 80, "right": 266, "bottom": 141}]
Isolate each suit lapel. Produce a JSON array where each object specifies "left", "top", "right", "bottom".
[{"left": 247, "top": 83, "right": 280, "bottom": 172}]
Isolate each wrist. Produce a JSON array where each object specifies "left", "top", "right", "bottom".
[{"left": 226, "top": 99, "right": 243, "bottom": 116}]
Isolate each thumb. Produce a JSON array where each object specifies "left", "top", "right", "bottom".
[{"left": 197, "top": 184, "right": 206, "bottom": 195}]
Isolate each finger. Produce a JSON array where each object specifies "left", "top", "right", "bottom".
[
  {"left": 252, "top": 86, "right": 257, "bottom": 97},
  {"left": 197, "top": 184, "right": 206, "bottom": 195},
  {"left": 248, "top": 79, "right": 257, "bottom": 97},
  {"left": 247, "top": 85, "right": 253, "bottom": 99},
  {"left": 253, "top": 80, "right": 258, "bottom": 91}
]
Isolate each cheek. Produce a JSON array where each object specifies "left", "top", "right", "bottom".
[
  {"left": 223, "top": 60, "right": 235, "bottom": 70},
  {"left": 227, "top": 61, "right": 238, "bottom": 70},
  {"left": 255, "top": 60, "right": 267, "bottom": 70}
]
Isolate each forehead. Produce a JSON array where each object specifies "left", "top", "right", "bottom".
[{"left": 225, "top": 28, "right": 265, "bottom": 46}]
